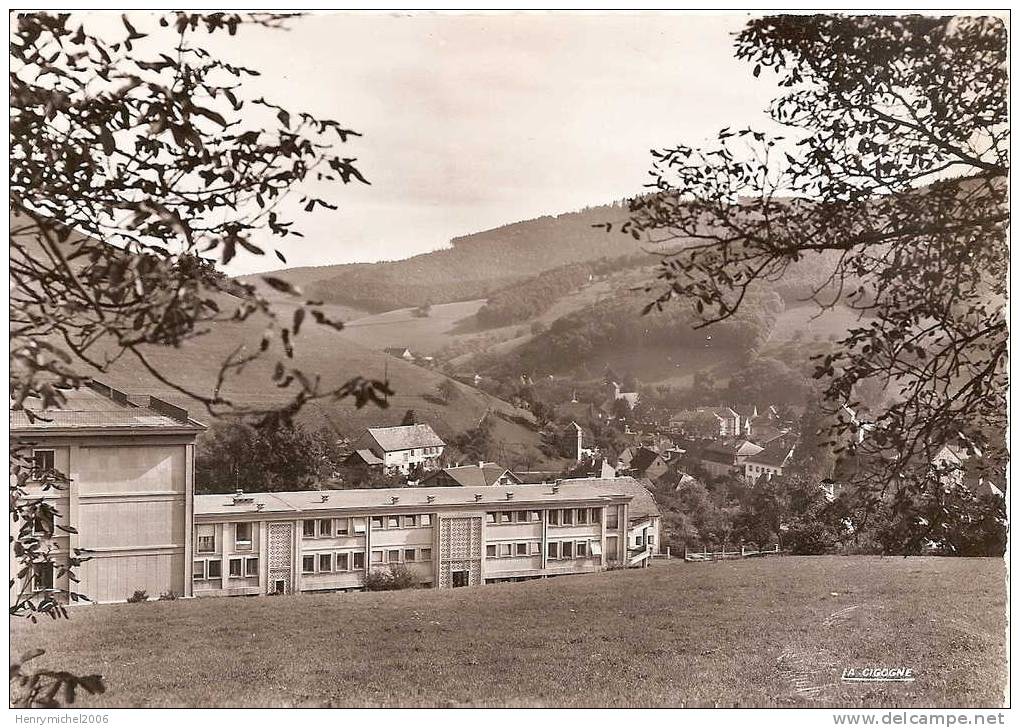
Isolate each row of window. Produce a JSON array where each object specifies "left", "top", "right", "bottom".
[
  {"left": 485, "top": 508, "right": 611, "bottom": 526},
  {"left": 369, "top": 547, "right": 432, "bottom": 566},
  {"left": 486, "top": 541, "right": 542, "bottom": 558},
  {"left": 547, "top": 540, "right": 602, "bottom": 560},
  {"left": 302, "top": 551, "right": 366, "bottom": 574},
  {"left": 194, "top": 556, "right": 259, "bottom": 580},
  {"left": 369, "top": 514, "right": 432, "bottom": 531}
]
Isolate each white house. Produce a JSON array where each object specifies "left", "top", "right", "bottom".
[{"left": 356, "top": 424, "right": 446, "bottom": 474}]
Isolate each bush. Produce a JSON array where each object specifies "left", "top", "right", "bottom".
[
  {"left": 157, "top": 591, "right": 181, "bottom": 601},
  {"left": 364, "top": 564, "right": 419, "bottom": 591},
  {"left": 126, "top": 590, "right": 149, "bottom": 604}
]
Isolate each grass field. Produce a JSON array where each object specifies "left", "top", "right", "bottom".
[{"left": 11, "top": 557, "right": 1006, "bottom": 708}]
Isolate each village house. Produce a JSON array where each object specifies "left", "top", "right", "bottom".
[
  {"left": 10, "top": 381, "right": 205, "bottom": 605},
  {"left": 697, "top": 439, "right": 765, "bottom": 478},
  {"left": 619, "top": 446, "right": 669, "bottom": 482},
  {"left": 383, "top": 347, "right": 416, "bottom": 362},
  {"left": 419, "top": 462, "right": 522, "bottom": 488},
  {"left": 192, "top": 477, "right": 662, "bottom": 595},
  {"left": 743, "top": 440, "right": 795, "bottom": 480},
  {"left": 354, "top": 424, "right": 446, "bottom": 475}
]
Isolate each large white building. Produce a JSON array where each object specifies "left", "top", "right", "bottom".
[
  {"left": 10, "top": 381, "right": 205, "bottom": 605},
  {"left": 192, "top": 477, "right": 661, "bottom": 595}
]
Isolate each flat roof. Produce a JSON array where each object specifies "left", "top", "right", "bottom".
[
  {"left": 195, "top": 479, "right": 644, "bottom": 518},
  {"left": 10, "top": 381, "right": 205, "bottom": 434}
]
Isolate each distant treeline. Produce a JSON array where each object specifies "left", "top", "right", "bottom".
[
  {"left": 305, "top": 203, "right": 639, "bottom": 311},
  {"left": 488, "top": 286, "right": 785, "bottom": 377},
  {"left": 474, "top": 253, "right": 652, "bottom": 328}
]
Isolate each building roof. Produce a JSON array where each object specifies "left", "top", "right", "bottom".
[
  {"left": 745, "top": 440, "right": 794, "bottom": 468},
  {"left": 701, "top": 406, "right": 739, "bottom": 421},
  {"left": 628, "top": 447, "right": 664, "bottom": 473},
  {"left": 195, "top": 480, "right": 642, "bottom": 518},
  {"left": 750, "top": 423, "right": 789, "bottom": 445},
  {"left": 700, "top": 439, "right": 764, "bottom": 464},
  {"left": 420, "top": 463, "right": 521, "bottom": 488},
  {"left": 366, "top": 424, "right": 445, "bottom": 452},
  {"left": 10, "top": 381, "right": 205, "bottom": 434},
  {"left": 345, "top": 449, "right": 384, "bottom": 466}
]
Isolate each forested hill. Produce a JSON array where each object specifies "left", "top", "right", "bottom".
[{"left": 243, "top": 201, "right": 642, "bottom": 312}]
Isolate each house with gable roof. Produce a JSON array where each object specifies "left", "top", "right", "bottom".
[{"left": 355, "top": 423, "right": 446, "bottom": 475}]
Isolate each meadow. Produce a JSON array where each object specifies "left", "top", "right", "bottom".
[{"left": 11, "top": 557, "right": 1006, "bottom": 708}]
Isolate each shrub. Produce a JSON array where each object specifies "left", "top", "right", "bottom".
[
  {"left": 126, "top": 590, "right": 149, "bottom": 604},
  {"left": 157, "top": 591, "right": 181, "bottom": 601},
  {"left": 364, "top": 564, "right": 419, "bottom": 591}
]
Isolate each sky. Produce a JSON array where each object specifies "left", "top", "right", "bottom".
[{"left": 119, "top": 12, "right": 785, "bottom": 275}]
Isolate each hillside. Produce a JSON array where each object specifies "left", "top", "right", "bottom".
[
  {"left": 12, "top": 557, "right": 1006, "bottom": 707},
  {"left": 69, "top": 295, "right": 551, "bottom": 467},
  {"left": 242, "top": 202, "right": 641, "bottom": 312}
]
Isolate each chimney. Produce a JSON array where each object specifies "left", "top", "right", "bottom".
[
  {"left": 505, "top": 491, "right": 514, "bottom": 501},
  {"left": 478, "top": 461, "right": 484, "bottom": 469},
  {"left": 320, "top": 494, "right": 329, "bottom": 503},
  {"left": 552, "top": 483, "right": 560, "bottom": 494},
  {"left": 255, "top": 503, "right": 265, "bottom": 511},
  {"left": 426, "top": 495, "right": 436, "bottom": 504},
  {"left": 474, "top": 493, "right": 483, "bottom": 502},
  {"left": 391, "top": 496, "right": 400, "bottom": 505}
]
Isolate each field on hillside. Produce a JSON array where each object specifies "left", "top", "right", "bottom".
[
  {"left": 338, "top": 300, "right": 487, "bottom": 354},
  {"left": 11, "top": 557, "right": 1006, "bottom": 708}
]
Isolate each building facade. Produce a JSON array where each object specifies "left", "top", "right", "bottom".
[
  {"left": 10, "top": 381, "right": 204, "bottom": 605},
  {"left": 192, "top": 478, "right": 659, "bottom": 596}
]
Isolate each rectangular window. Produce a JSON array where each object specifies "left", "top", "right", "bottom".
[
  {"left": 353, "top": 552, "right": 365, "bottom": 569},
  {"left": 635, "top": 535, "right": 644, "bottom": 547},
  {"left": 387, "top": 515, "right": 400, "bottom": 529},
  {"left": 577, "top": 509, "right": 588, "bottom": 525},
  {"left": 371, "top": 516, "right": 384, "bottom": 529},
  {"left": 529, "top": 511, "right": 541, "bottom": 522},
  {"left": 530, "top": 542, "right": 541, "bottom": 555},
  {"left": 590, "top": 541, "right": 603, "bottom": 557},
  {"left": 302, "top": 555, "right": 316, "bottom": 573},
  {"left": 207, "top": 560, "right": 222, "bottom": 579},
  {"left": 606, "top": 536, "right": 619, "bottom": 561},
  {"left": 33, "top": 563, "right": 54, "bottom": 591},
  {"left": 303, "top": 520, "right": 316, "bottom": 537},
  {"left": 229, "top": 558, "right": 243, "bottom": 577},
  {"left": 196, "top": 524, "right": 215, "bottom": 553},
  {"left": 606, "top": 508, "right": 619, "bottom": 529},
  {"left": 562, "top": 509, "right": 573, "bottom": 526},
  {"left": 404, "top": 548, "right": 416, "bottom": 562},
  {"left": 352, "top": 518, "right": 366, "bottom": 534},
  {"left": 245, "top": 557, "right": 259, "bottom": 577},
  {"left": 193, "top": 560, "right": 206, "bottom": 580},
  {"left": 319, "top": 519, "right": 332, "bottom": 538},
  {"left": 576, "top": 541, "right": 588, "bottom": 557},
  {"left": 562, "top": 542, "right": 574, "bottom": 559},
  {"left": 500, "top": 511, "right": 511, "bottom": 524},
  {"left": 420, "top": 548, "right": 432, "bottom": 561},
  {"left": 336, "top": 518, "right": 350, "bottom": 536},
  {"left": 486, "top": 544, "right": 497, "bottom": 557},
  {"left": 336, "top": 553, "right": 349, "bottom": 571},
  {"left": 387, "top": 549, "right": 401, "bottom": 563},
  {"left": 516, "top": 511, "right": 528, "bottom": 523},
  {"left": 235, "top": 522, "right": 253, "bottom": 550},
  {"left": 319, "top": 553, "right": 333, "bottom": 573},
  {"left": 548, "top": 509, "right": 559, "bottom": 526},
  {"left": 403, "top": 515, "right": 418, "bottom": 528},
  {"left": 499, "top": 543, "right": 512, "bottom": 557},
  {"left": 486, "top": 512, "right": 497, "bottom": 524},
  {"left": 547, "top": 542, "right": 559, "bottom": 559},
  {"left": 371, "top": 550, "right": 383, "bottom": 564},
  {"left": 421, "top": 514, "right": 432, "bottom": 527},
  {"left": 32, "top": 449, "right": 55, "bottom": 479},
  {"left": 647, "top": 535, "right": 655, "bottom": 545},
  {"left": 590, "top": 508, "right": 602, "bottom": 523},
  {"left": 515, "top": 542, "right": 528, "bottom": 556}
]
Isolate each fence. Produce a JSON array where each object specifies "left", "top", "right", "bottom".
[{"left": 683, "top": 544, "right": 783, "bottom": 562}]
